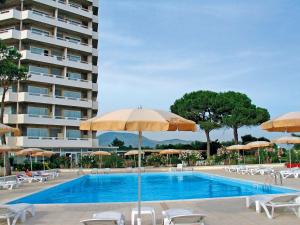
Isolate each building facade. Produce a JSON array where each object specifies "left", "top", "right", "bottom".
[{"left": 0, "top": 0, "right": 101, "bottom": 160}]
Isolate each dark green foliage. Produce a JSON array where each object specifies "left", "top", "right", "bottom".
[
  {"left": 220, "top": 91, "right": 270, "bottom": 143},
  {"left": 241, "top": 134, "right": 270, "bottom": 144},
  {"left": 171, "top": 90, "right": 223, "bottom": 158},
  {"left": 111, "top": 138, "right": 125, "bottom": 148}
]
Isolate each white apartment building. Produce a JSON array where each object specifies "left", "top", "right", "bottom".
[{"left": 0, "top": 0, "right": 103, "bottom": 161}]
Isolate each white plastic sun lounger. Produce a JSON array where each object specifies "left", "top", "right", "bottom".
[
  {"left": 0, "top": 203, "right": 35, "bottom": 225},
  {"left": 80, "top": 211, "right": 125, "bottom": 225},
  {"left": 0, "top": 181, "right": 20, "bottom": 190},
  {"left": 280, "top": 169, "right": 300, "bottom": 179},
  {"left": 162, "top": 208, "right": 206, "bottom": 225},
  {"left": 258, "top": 194, "right": 300, "bottom": 219}
]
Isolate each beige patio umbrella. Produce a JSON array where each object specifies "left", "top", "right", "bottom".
[
  {"left": 159, "top": 149, "right": 182, "bottom": 165},
  {"left": 80, "top": 108, "right": 197, "bottom": 225},
  {"left": 0, "top": 123, "right": 21, "bottom": 177},
  {"left": 271, "top": 136, "right": 300, "bottom": 167},
  {"left": 16, "top": 148, "right": 44, "bottom": 171},
  {"left": 0, "top": 123, "right": 20, "bottom": 136},
  {"left": 226, "top": 145, "right": 250, "bottom": 164},
  {"left": 0, "top": 145, "right": 22, "bottom": 177},
  {"left": 246, "top": 141, "right": 273, "bottom": 164},
  {"left": 90, "top": 151, "right": 111, "bottom": 168},
  {"left": 261, "top": 112, "right": 300, "bottom": 167},
  {"left": 32, "top": 151, "right": 55, "bottom": 171},
  {"left": 261, "top": 112, "right": 300, "bottom": 132},
  {"left": 125, "top": 150, "right": 145, "bottom": 167}
]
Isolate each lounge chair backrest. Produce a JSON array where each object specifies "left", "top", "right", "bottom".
[
  {"left": 170, "top": 214, "right": 205, "bottom": 225},
  {"left": 81, "top": 219, "right": 118, "bottom": 225},
  {"left": 0, "top": 175, "right": 17, "bottom": 182},
  {"left": 0, "top": 207, "right": 14, "bottom": 216},
  {"left": 270, "top": 195, "right": 299, "bottom": 203}
]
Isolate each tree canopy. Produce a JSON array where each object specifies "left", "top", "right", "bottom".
[
  {"left": 0, "top": 41, "right": 28, "bottom": 123},
  {"left": 220, "top": 91, "right": 270, "bottom": 144},
  {"left": 171, "top": 90, "right": 223, "bottom": 158}
]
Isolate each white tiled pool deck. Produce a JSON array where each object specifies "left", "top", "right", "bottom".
[{"left": 1, "top": 168, "right": 300, "bottom": 225}]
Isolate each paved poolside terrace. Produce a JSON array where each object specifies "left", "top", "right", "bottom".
[{"left": 1, "top": 166, "right": 300, "bottom": 225}]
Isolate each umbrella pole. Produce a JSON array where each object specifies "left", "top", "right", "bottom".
[
  {"left": 243, "top": 150, "right": 245, "bottom": 165},
  {"left": 137, "top": 130, "right": 142, "bottom": 225},
  {"left": 3, "top": 153, "right": 6, "bottom": 179},
  {"left": 43, "top": 156, "right": 45, "bottom": 171},
  {"left": 30, "top": 154, "right": 33, "bottom": 171},
  {"left": 289, "top": 148, "right": 292, "bottom": 169}
]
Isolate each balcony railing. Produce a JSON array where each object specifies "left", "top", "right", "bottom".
[
  {"left": 29, "top": 71, "right": 90, "bottom": 83},
  {"left": 57, "top": 0, "right": 91, "bottom": 13},
  {"left": 57, "top": 17, "right": 88, "bottom": 29},
  {"left": 26, "top": 114, "right": 87, "bottom": 121},
  {"left": 55, "top": 95, "right": 89, "bottom": 102},
  {"left": 27, "top": 136, "right": 89, "bottom": 141}
]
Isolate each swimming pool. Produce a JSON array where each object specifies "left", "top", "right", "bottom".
[{"left": 9, "top": 172, "right": 296, "bottom": 204}]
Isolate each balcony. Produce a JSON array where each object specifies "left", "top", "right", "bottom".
[
  {"left": 6, "top": 136, "right": 95, "bottom": 148},
  {"left": 92, "top": 101, "right": 98, "bottom": 110},
  {"left": 92, "top": 14, "right": 98, "bottom": 23},
  {"left": 0, "top": 9, "right": 92, "bottom": 36},
  {"left": 31, "top": 0, "right": 93, "bottom": 19},
  {"left": 92, "top": 66, "right": 98, "bottom": 74},
  {"left": 29, "top": 72, "right": 92, "bottom": 90},
  {"left": 92, "top": 31, "right": 98, "bottom": 40},
  {"left": 92, "top": 48, "right": 98, "bottom": 56},
  {"left": 0, "top": 9, "right": 21, "bottom": 21},
  {"left": 20, "top": 50, "right": 93, "bottom": 71},
  {"left": 3, "top": 114, "right": 87, "bottom": 126},
  {"left": 92, "top": 83, "right": 98, "bottom": 92},
  {"left": 0, "top": 29, "right": 92, "bottom": 53}
]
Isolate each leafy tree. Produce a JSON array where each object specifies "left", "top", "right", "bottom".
[
  {"left": 171, "top": 90, "right": 223, "bottom": 159},
  {"left": 0, "top": 41, "right": 28, "bottom": 124},
  {"left": 0, "top": 0, "right": 6, "bottom": 4},
  {"left": 111, "top": 138, "right": 125, "bottom": 149},
  {"left": 220, "top": 91, "right": 270, "bottom": 144},
  {"left": 0, "top": 41, "right": 28, "bottom": 175}
]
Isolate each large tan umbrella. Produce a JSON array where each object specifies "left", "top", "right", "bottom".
[
  {"left": 16, "top": 148, "right": 44, "bottom": 171},
  {"left": 226, "top": 145, "right": 250, "bottom": 164},
  {"left": 272, "top": 136, "right": 300, "bottom": 167},
  {"left": 246, "top": 141, "right": 272, "bottom": 164},
  {"left": 32, "top": 151, "right": 55, "bottom": 171},
  {"left": 0, "top": 145, "right": 22, "bottom": 177},
  {"left": 90, "top": 151, "right": 111, "bottom": 168},
  {"left": 261, "top": 112, "right": 300, "bottom": 132},
  {"left": 80, "top": 108, "right": 196, "bottom": 225}
]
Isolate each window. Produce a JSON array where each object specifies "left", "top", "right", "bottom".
[
  {"left": 67, "top": 54, "right": 81, "bottom": 62},
  {"left": 29, "top": 65, "right": 48, "bottom": 74},
  {"left": 65, "top": 36, "right": 81, "bottom": 44},
  {"left": 66, "top": 129, "right": 81, "bottom": 138},
  {"left": 30, "top": 47, "right": 44, "bottom": 55},
  {"left": 4, "top": 106, "right": 16, "bottom": 114},
  {"left": 31, "top": 28, "right": 50, "bottom": 36},
  {"left": 67, "top": 71, "right": 81, "bottom": 80},
  {"left": 64, "top": 109, "right": 81, "bottom": 118},
  {"left": 27, "top": 128, "right": 49, "bottom": 137},
  {"left": 51, "top": 68, "right": 62, "bottom": 76},
  {"left": 28, "top": 106, "right": 48, "bottom": 116},
  {"left": 63, "top": 90, "right": 81, "bottom": 99},
  {"left": 28, "top": 85, "right": 49, "bottom": 95}
]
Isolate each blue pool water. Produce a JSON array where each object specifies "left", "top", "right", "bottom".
[{"left": 9, "top": 172, "right": 296, "bottom": 204}]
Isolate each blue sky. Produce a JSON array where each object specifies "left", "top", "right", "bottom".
[{"left": 99, "top": 0, "right": 300, "bottom": 142}]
